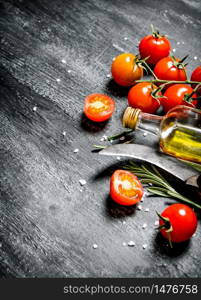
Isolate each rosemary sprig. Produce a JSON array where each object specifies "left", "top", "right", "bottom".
[{"left": 124, "top": 161, "right": 201, "bottom": 209}]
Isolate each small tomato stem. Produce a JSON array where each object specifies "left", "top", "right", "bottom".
[
  {"left": 142, "top": 61, "right": 158, "bottom": 80},
  {"left": 135, "top": 79, "right": 201, "bottom": 85}
]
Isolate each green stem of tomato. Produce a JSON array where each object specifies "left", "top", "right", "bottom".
[{"left": 135, "top": 79, "right": 201, "bottom": 85}]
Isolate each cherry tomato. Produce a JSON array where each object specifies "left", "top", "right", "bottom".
[
  {"left": 159, "top": 204, "right": 197, "bottom": 243},
  {"left": 191, "top": 66, "right": 201, "bottom": 96},
  {"left": 110, "top": 170, "right": 144, "bottom": 206},
  {"left": 84, "top": 94, "right": 115, "bottom": 122},
  {"left": 127, "top": 82, "right": 161, "bottom": 113},
  {"left": 111, "top": 53, "right": 143, "bottom": 86},
  {"left": 139, "top": 34, "right": 171, "bottom": 65},
  {"left": 154, "top": 56, "right": 187, "bottom": 85},
  {"left": 161, "top": 84, "right": 198, "bottom": 113}
]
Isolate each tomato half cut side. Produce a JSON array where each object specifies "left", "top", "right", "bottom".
[
  {"left": 110, "top": 170, "right": 144, "bottom": 206},
  {"left": 84, "top": 93, "right": 115, "bottom": 122}
]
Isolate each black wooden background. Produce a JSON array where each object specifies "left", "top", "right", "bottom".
[{"left": 0, "top": 0, "right": 201, "bottom": 278}]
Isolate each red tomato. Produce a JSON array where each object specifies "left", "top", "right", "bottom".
[
  {"left": 161, "top": 84, "right": 198, "bottom": 113},
  {"left": 111, "top": 53, "right": 143, "bottom": 86},
  {"left": 84, "top": 94, "right": 115, "bottom": 122},
  {"left": 110, "top": 170, "right": 144, "bottom": 206},
  {"left": 127, "top": 82, "right": 161, "bottom": 113},
  {"left": 154, "top": 56, "right": 187, "bottom": 85},
  {"left": 191, "top": 66, "right": 201, "bottom": 96},
  {"left": 139, "top": 34, "right": 171, "bottom": 65},
  {"left": 159, "top": 204, "right": 197, "bottom": 243}
]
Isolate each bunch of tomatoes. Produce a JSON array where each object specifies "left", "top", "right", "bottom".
[{"left": 83, "top": 27, "right": 199, "bottom": 246}]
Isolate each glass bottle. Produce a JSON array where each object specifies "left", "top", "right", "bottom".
[{"left": 122, "top": 105, "right": 201, "bottom": 164}]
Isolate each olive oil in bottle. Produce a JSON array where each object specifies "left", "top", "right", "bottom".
[{"left": 123, "top": 105, "right": 201, "bottom": 164}]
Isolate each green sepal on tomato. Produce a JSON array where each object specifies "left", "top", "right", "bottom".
[
  {"left": 84, "top": 93, "right": 115, "bottom": 122},
  {"left": 161, "top": 84, "right": 198, "bottom": 113},
  {"left": 110, "top": 170, "right": 144, "bottom": 206},
  {"left": 127, "top": 82, "right": 161, "bottom": 113},
  {"left": 158, "top": 204, "right": 197, "bottom": 244}
]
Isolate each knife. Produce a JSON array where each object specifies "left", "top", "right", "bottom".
[{"left": 99, "top": 143, "right": 201, "bottom": 189}]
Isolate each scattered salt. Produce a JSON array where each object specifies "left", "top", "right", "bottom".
[
  {"left": 73, "top": 148, "right": 79, "bottom": 153},
  {"left": 137, "top": 205, "right": 142, "bottom": 211},
  {"left": 177, "top": 41, "right": 180, "bottom": 45},
  {"left": 79, "top": 179, "right": 86, "bottom": 186},
  {"left": 128, "top": 241, "right": 135, "bottom": 247},
  {"left": 33, "top": 106, "right": 37, "bottom": 112},
  {"left": 67, "top": 69, "right": 72, "bottom": 73},
  {"left": 172, "top": 48, "right": 176, "bottom": 53},
  {"left": 56, "top": 78, "right": 61, "bottom": 82},
  {"left": 117, "top": 156, "right": 121, "bottom": 160},
  {"left": 142, "top": 244, "right": 147, "bottom": 249},
  {"left": 154, "top": 220, "right": 159, "bottom": 226},
  {"left": 62, "top": 131, "right": 66, "bottom": 136},
  {"left": 120, "top": 136, "right": 125, "bottom": 141},
  {"left": 61, "top": 59, "right": 66, "bottom": 64},
  {"left": 144, "top": 208, "right": 150, "bottom": 212},
  {"left": 182, "top": 41, "right": 185, "bottom": 45},
  {"left": 143, "top": 132, "right": 147, "bottom": 137},
  {"left": 106, "top": 74, "right": 111, "bottom": 78},
  {"left": 122, "top": 221, "right": 126, "bottom": 225},
  {"left": 124, "top": 37, "right": 128, "bottom": 41},
  {"left": 194, "top": 56, "right": 198, "bottom": 60},
  {"left": 122, "top": 242, "right": 127, "bottom": 246},
  {"left": 142, "top": 223, "right": 147, "bottom": 229},
  {"left": 93, "top": 244, "right": 98, "bottom": 249}
]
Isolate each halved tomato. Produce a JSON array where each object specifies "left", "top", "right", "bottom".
[
  {"left": 84, "top": 93, "right": 115, "bottom": 122},
  {"left": 110, "top": 170, "right": 144, "bottom": 206}
]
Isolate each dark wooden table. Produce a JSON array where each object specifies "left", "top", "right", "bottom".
[{"left": 0, "top": 0, "right": 201, "bottom": 278}]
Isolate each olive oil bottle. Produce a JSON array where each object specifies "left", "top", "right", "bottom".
[{"left": 123, "top": 105, "right": 201, "bottom": 164}]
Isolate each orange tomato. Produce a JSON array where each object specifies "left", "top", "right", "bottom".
[{"left": 111, "top": 53, "right": 143, "bottom": 86}]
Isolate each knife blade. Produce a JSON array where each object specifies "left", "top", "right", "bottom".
[{"left": 99, "top": 143, "right": 199, "bottom": 183}]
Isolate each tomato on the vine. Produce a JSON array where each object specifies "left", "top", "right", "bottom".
[
  {"left": 154, "top": 56, "right": 187, "bottom": 85},
  {"left": 161, "top": 84, "right": 198, "bottom": 113},
  {"left": 111, "top": 53, "right": 143, "bottom": 86},
  {"left": 159, "top": 204, "right": 197, "bottom": 243},
  {"left": 139, "top": 30, "right": 171, "bottom": 65},
  {"left": 127, "top": 82, "right": 161, "bottom": 113},
  {"left": 110, "top": 170, "right": 144, "bottom": 206},
  {"left": 84, "top": 94, "right": 115, "bottom": 122},
  {"left": 191, "top": 66, "right": 201, "bottom": 96}
]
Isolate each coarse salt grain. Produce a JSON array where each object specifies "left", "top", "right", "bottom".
[
  {"left": 142, "top": 223, "right": 147, "bottom": 229},
  {"left": 172, "top": 48, "right": 176, "bottom": 53},
  {"left": 144, "top": 208, "right": 150, "bottom": 212},
  {"left": 137, "top": 205, "right": 142, "bottom": 210},
  {"left": 117, "top": 156, "right": 121, "bottom": 160},
  {"left": 106, "top": 74, "right": 111, "bottom": 78},
  {"left": 143, "top": 132, "right": 147, "bottom": 137},
  {"left": 93, "top": 244, "right": 98, "bottom": 249},
  {"left": 194, "top": 56, "right": 198, "bottom": 60},
  {"left": 62, "top": 131, "right": 66, "bottom": 136},
  {"left": 124, "top": 37, "right": 128, "bottom": 41},
  {"left": 123, "top": 242, "right": 127, "bottom": 246},
  {"left": 33, "top": 106, "right": 37, "bottom": 112},
  {"left": 177, "top": 41, "right": 180, "bottom": 45},
  {"left": 73, "top": 148, "right": 79, "bottom": 153},
  {"left": 61, "top": 59, "right": 66, "bottom": 64},
  {"left": 56, "top": 78, "right": 61, "bottom": 82},
  {"left": 154, "top": 220, "right": 159, "bottom": 226},
  {"left": 128, "top": 241, "right": 135, "bottom": 247},
  {"left": 142, "top": 244, "right": 147, "bottom": 249},
  {"left": 120, "top": 136, "right": 125, "bottom": 141},
  {"left": 122, "top": 221, "right": 126, "bottom": 225},
  {"left": 79, "top": 179, "right": 86, "bottom": 186}
]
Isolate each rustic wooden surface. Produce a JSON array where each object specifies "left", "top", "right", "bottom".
[{"left": 0, "top": 0, "right": 201, "bottom": 278}]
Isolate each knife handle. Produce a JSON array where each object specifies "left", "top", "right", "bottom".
[{"left": 186, "top": 175, "right": 201, "bottom": 200}]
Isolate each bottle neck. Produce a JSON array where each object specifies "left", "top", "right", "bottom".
[
  {"left": 137, "top": 111, "right": 162, "bottom": 135},
  {"left": 123, "top": 107, "right": 162, "bottom": 135}
]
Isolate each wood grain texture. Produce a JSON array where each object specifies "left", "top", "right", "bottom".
[{"left": 0, "top": 0, "right": 201, "bottom": 278}]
